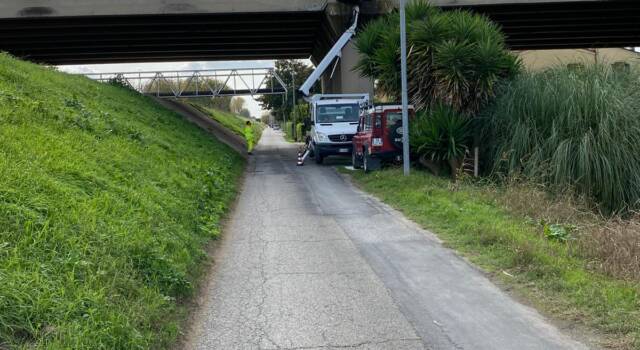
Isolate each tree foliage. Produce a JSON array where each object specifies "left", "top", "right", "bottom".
[
  {"left": 260, "top": 112, "right": 272, "bottom": 124},
  {"left": 229, "top": 96, "right": 246, "bottom": 114},
  {"left": 354, "top": 1, "right": 520, "bottom": 114},
  {"left": 355, "top": 1, "right": 519, "bottom": 179},
  {"left": 257, "top": 60, "right": 318, "bottom": 121},
  {"left": 290, "top": 104, "right": 309, "bottom": 124},
  {"left": 143, "top": 77, "right": 232, "bottom": 112},
  {"left": 239, "top": 108, "right": 251, "bottom": 119}
]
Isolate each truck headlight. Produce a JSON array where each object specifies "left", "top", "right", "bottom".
[{"left": 316, "top": 132, "right": 329, "bottom": 142}]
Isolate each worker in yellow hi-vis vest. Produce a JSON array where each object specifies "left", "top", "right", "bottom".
[{"left": 243, "top": 120, "right": 255, "bottom": 155}]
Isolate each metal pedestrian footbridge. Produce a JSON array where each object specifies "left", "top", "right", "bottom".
[{"left": 82, "top": 68, "right": 288, "bottom": 98}]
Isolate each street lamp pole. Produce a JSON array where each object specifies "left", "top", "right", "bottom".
[
  {"left": 282, "top": 94, "right": 286, "bottom": 129},
  {"left": 292, "top": 70, "right": 296, "bottom": 139},
  {"left": 400, "top": 0, "right": 410, "bottom": 176}
]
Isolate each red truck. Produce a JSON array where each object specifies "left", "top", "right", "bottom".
[{"left": 352, "top": 104, "right": 414, "bottom": 172}]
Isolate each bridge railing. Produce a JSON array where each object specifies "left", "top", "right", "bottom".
[{"left": 82, "top": 68, "right": 288, "bottom": 98}]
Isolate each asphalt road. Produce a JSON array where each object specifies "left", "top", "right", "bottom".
[{"left": 184, "top": 128, "right": 589, "bottom": 350}]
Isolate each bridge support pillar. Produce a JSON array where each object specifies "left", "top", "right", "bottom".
[{"left": 321, "top": 41, "right": 374, "bottom": 96}]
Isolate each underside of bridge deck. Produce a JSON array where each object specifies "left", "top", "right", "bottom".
[
  {"left": 459, "top": 0, "right": 640, "bottom": 50},
  {"left": 0, "top": 12, "right": 326, "bottom": 65},
  {"left": 0, "top": 0, "right": 638, "bottom": 65}
]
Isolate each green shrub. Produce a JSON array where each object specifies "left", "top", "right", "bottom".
[
  {"left": 295, "top": 123, "right": 304, "bottom": 142},
  {"left": 482, "top": 65, "right": 640, "bottom": 213},
  {"left": 354, "top": 0, "right": 519, "bottom": 114},
  {"left": 410, "top": 105, "right": 473, "bottom": 178},
  {"left": 283, "top": 121, "right": 294, "bottom": 141},
  {"left": 107, "top": 75, "right": 135, "bottom": 91},
  {"left": 287, "top": 104, "right": 309, "bottom": 141},
  {"left": 290, "top": 104, "right": 309, "bottom": 123}
]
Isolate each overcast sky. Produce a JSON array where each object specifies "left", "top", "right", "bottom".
[{"left": 58, "top": 60, "right": 276, "bottom": 118}]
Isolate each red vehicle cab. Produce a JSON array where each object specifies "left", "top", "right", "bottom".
[{"left": 352, "top": 104, "right": 414, "bottom": 172}]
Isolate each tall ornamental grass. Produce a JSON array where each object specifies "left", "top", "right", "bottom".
[{"left": 482, "top": 65, "right": 640, "bottom": 213}]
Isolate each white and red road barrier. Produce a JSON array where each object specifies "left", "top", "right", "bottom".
[{"left": 297, "top": 147, "right": 310, "bottom": 166}]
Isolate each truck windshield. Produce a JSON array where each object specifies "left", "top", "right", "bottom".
[{"left": 316, "top": 104, "right": 359, "bottom": 123}]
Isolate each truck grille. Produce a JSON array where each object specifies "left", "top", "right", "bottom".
[{"left": 328, "top": 134, "right": 353, "bottom": 142}]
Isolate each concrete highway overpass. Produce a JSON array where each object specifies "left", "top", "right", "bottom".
[
  {"left": 0, "top": 0, "right": 639, "bottom": 66},
  {"left": 0, "top": 0, "right": 365, "bottom": 65}
]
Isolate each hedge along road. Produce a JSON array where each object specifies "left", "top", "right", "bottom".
[{"left": 183, "top": 127, "right": 589, "bottom": 350}]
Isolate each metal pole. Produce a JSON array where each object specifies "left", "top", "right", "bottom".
[
  {"left": 400, "top": 0, "right": 410, "bottom": 176},
  {"left": 282, "top": 94, "right": 286, "bottom": 130},
  {"left": 292, "top": 69, "right": 296, "bottom": 139}
]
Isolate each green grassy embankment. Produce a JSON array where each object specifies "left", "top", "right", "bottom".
[
  {"left": 342, "top": 167, "right": 640, "bottom": 349},
  {"left": 0, "top": 53, "right": 244, "bottom": 349},
  {"left": 187, "top": 102, "right": 263, "bottom": 142}
]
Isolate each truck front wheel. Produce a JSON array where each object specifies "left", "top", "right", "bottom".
[{"left": 315, "top": 151, "right": 324, "bottom": 164}]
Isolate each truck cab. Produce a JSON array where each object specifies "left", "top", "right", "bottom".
[
  {"left": 307, "top": 94, "right": 369, "bottom": 164},
  {"left": 352, "top": 104, "right": 414, "bottom": 172}
]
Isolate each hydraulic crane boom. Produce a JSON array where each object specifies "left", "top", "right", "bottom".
[{"left": 298, "top": 6, "right": 360, "bottom": 96}]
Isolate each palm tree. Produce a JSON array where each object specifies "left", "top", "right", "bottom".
[
  {"left": 354, "top": 1, "right": 520, "bottom": 115},
  {"left": 353, "top": 1, "right": 520, "bottom": 179}
]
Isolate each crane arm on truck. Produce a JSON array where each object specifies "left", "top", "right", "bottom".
[
  {"left": 298, "top": 6, "right": 360, "bottom": 96},
  {"left": 296, "top": 5, "right": 366, "bottom": 167}
]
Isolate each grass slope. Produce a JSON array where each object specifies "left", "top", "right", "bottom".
[
  {"left": 343, "top": 167, "right": 640, "bottom": 349},
  {"left": 0, "top": 54, "right": 244, "bottom": 349},
  {"left": 187, "top": 102, "right": 263, "bottom": 142}
]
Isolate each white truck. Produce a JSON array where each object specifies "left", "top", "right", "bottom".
[
  {"left": 306, "top": 93, "right": 368, "bottom": 164},
  {"left": 296, "top": 5, "right": 369, "bottom": 165}
]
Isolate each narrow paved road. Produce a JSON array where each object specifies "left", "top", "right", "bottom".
[{"left": 184, "top": 128, "right": 588, "bottom": 350}]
